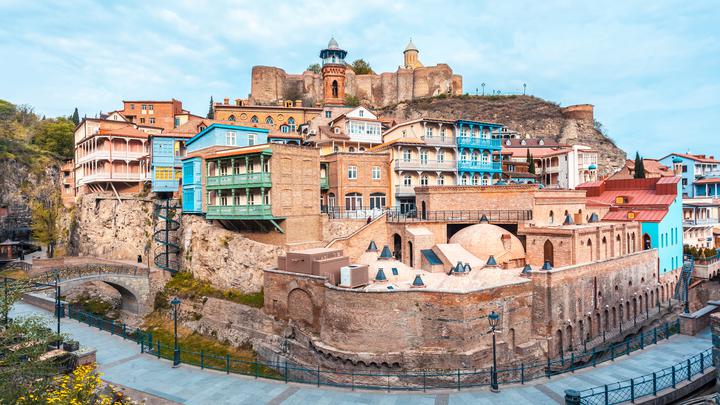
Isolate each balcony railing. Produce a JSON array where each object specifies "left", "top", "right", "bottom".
[
  {"left": 77, "top": 150, "right": 147, "bottom": 164},
  {"left": 387, "top": 209, "right": 533, "bottom": 223},
  {"left": 683, "top": 218, "right": 718, "bottom": 226},
  {"left": 394, "top": 159, "right": 457, "bottom": 171},
  {"left": 78, "top": 172, "right": 148, "bottom": 184},
  {"left": 420, "top": 135, "right": 456, "bottom": 146},
  {"left": 206, "top": 204, "right": 273, "bottom": 219},
  {"left": 206, "top": 172, "right": 272, "bottom": 189},
  {"left": 457, "top": 160, "right": 502, "bottom": 172},
  {"left": 456, "top": 137, "right": 501, "bottom": 149},
  {"left": 395, "top": 185, "right": 417, "bottom": 196}
]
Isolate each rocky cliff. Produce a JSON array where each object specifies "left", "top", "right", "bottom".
[{"left": 380, "top": 95, "right": 626, "bottom": 175}]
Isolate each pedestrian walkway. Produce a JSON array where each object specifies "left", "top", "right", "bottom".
[{"left": 10, "top": 302, "right": 712, "bottom": 405}]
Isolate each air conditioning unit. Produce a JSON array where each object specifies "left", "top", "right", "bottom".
[
  {"left": 309, "top": 130, "right": 316, "bottom": 135},
  {"left": 340, "top": 265, "right": 369, "bottom": 288}
]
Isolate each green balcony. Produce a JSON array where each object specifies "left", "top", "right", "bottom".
[
  {"left": 206, "top": 172, "right": 272, "bottom": 189},
  {"left": 320, "top": 177, "right": 329, "bottom": 190},
  {"left": 206, "top": 204, "right": 275, "bottom": 220}
]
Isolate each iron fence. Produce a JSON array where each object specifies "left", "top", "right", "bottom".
[
  {"left": 320, "top": 206, "right": 387, "bottom": 220},
  {"left": 386, "top": 209, "right": 533, "bottom": 223},
  {"left": 569, "top": 347, "right": 712, "bottom": 404},
  {"left": 65, "top": 306, "right": 682, "bottom": 392},
  {"left": 31, "top": 264, "right": 149, "bottom": 285}
]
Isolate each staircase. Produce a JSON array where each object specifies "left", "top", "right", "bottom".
[
  {"left": 674, "top": 255, "right": 694, "bottom": 312},
  {"left": 153, "top": 199, "right": 181, "bottom": 273}
]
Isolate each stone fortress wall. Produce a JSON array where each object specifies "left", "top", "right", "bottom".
[{"left": 250, "top": 64, "right": 462, "bottom": 108}]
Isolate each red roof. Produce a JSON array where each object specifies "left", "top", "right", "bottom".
[
  {"left": 695, "top": 178, "right": 720, "bottom": 184},
  {"left": 577, "top": 177, "right": 679, "bottom": 223},
  {"left": 603, "top": 209, "right": 668, "bottom": 222},
  {"left": 666, "top": 153, "right": 720, "bottom": 164}
]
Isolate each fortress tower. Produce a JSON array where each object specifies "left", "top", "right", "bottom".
[
  {"left": 403, "top": 39, "right": 423, "bottom": 69},
  {"left": 320, "top": 37, "right": 347, "bottom": 105}
]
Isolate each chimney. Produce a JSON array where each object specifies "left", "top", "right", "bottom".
[
  {"left": 235, "top": 99, "right": 242, "bottom": 106},
  {"left": 223, "top": 98, "right": 229, "bottom": 105}
]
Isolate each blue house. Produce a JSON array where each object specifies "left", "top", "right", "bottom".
[
  {"left": 181, "top": 124, "right": 270, "bottom": 213},
  {"left": 659, "top": 153, "right": 720, "bottom": 198},
  {"left": 455, "top": 120, "right": 503, "bottom": 185},
  {"left": 150, "top": 135, "right": 189, "bottom": 193}
]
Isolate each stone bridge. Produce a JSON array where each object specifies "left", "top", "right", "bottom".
[{"left": 29, "top": 262, "right": 156, "bottom": 315}]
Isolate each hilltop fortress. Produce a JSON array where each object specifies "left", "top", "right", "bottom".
[{"left": 250, "top": 38, "right": 463, "bottom": 107}]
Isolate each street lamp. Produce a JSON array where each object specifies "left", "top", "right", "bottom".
[
  {"left": 481, "top": 83, "right": 486, "bottom": 96},
  {"left": 488, "top": 310, "right": 500, "bottom": 392},
  {"left": 171, "top": 297, "right": 181, "bottom": 367},
  {"left": 54, "top": 272, "right": 61, "bottom": 349}
]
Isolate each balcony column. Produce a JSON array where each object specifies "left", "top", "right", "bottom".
[
  {"left": 260, "top": 155, "right": 265, "bottom": 173},
  {"left": 245, "top": 156, "right": 249, "bottom": 174},
  {"left": 422, "top": 122, "right": 427, "bottom": 138},
  {"left": 260, "top": 187, "right": 265, "bottom": 207},
  {"left": 230, "top": 158, "right": 235, "bottom": 176},
  {"left": 246, "top": 187, "right": 250, "bottom": 208},
  {"left": 231, "top": 188, "right": 235, "bottom": 206}
]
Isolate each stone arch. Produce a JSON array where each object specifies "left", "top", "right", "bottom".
[
  {"left": 408, "top": 240, "right": 414, "bottom": 268},
  {"left": 508, "top": 328, "right": 516, "bottom": 352},
  {"left": 102, "top": 281, "right": 139, "bottom": 313},
  {"left": 643, "top": 233, "right": 652, "bottom": 250},
  {"left": 587, "top": 238, "right": 593, "bottom": 261},
  {"left": 544, "top": 239, "right": 554, "bottom": 266},
  {"left": 287, "top": 288, "right": 314, "bottom": 326},
  {"left": 392, "top": 233, "right": 402, "bottom": 260},
  {"left": 565, "top": 325, "right": 573, "bottom": 351},
  {"left": 602, "top": 236, "right": 608, "bottom": 260},
  {"left": 555, "top": 329, "right": 563, "bottom": 357}
]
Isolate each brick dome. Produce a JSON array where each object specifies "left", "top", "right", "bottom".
[{"left": 449, "top": 223, "right": 526, "bottom": 265}]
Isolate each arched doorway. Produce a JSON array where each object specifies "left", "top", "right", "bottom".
[
  {"left": 555, "top": 329, "right": 563, "bottom": 357},
  {"left": 408, "top": 240, "right": 414, "bottom": 268},
  {"left": 544, "top": 240, "right": 554, "bottom": 266},
  {"left": 421, "top": 201, "right": 427, "bottom": 220},
  {"left": 643, "top": 233, "right": 652, "bottom": 250},
  {"left": 287, "top": 288, "right": 314, "bottom": 326},
  {"left": 565, "top": 325, "right": 573, "bottom": 352},
  {"left": 392, "top": 233, "right": 402, "bottom": 260}
]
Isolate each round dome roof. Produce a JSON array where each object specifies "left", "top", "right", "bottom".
[
  {"left": 449, "top": 223, "right": 526, "bottom": 264},
  {"left": 328, "top": 37, "right": 340, "bottom": 50},
  {"left": 672, "top": 157, "right": 683, "bottom": 163}
]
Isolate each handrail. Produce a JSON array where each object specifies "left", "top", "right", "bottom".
[
  {"left": 66, "top": 305, "right": 681, "bottom": 392},
  {"left": 28, "top": 263, "right": 150, "bottom": 284},
  {"left": 386, "top": 209, "right": 533, "bottom": 223},
  {"left": 568, "top": 347, "right": 712, "bottom": 404}
]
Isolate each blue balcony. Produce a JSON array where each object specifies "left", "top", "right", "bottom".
[
  {"left": 456, "top": 137, "right": 501, "bottom": 149},
  {"left": 457, "top": 160, "right": 502, "bottom": 173},
  {"left": 152, "top": 179, "right": 180, "bottom": 193}
]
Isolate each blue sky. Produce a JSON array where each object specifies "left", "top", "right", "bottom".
[{"left": 0, "top": 0, "right": 718, "bottom": 159}]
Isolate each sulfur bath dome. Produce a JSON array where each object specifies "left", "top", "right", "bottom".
[{"left": 449, "top": 223, "right": 526, "bottom": 264}]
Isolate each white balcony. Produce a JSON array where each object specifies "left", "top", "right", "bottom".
[
  {"left": 395, "top": 185, "right": 416, "bottom": 196},
  {"left": 78, "top": 172, "right": 148, "bottom": 185},
  {"left": 395, "top": 159, "right": 457, "bottom": 172},
  {"left": 76, "top": 150, "right": 147, "bottom": 164}
]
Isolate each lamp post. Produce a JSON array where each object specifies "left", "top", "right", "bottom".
[
  {"left": 171, "top": 297, "right": 181, "bottom": 367},
  {"left": 488, "top": 311, "right": 500, "bottom": 392},
  {"left": 54, "top": 272, "right": 61, "bottom": 349},
  {"left": 523, "top": 83, "right": 527, "bottom": 95},
  {"left": 481, "top": 83, "right": 486, "bottom": 96}
]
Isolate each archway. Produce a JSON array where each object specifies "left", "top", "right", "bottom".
[
  {"left": 565, "top": 325, "right": 573, "bottom": 352},
  {"left": 643, "top": 233, "right": 652, "bottom": 250},
  {"left": 392, "top": 233, "right": 402, "bottom": 260},
  {"left": 555, "top": 329, "right": 563, "bottom": 357},
  {"left": 408, "top": 240, "right": 414, "bottom": 268},
  {"left": 287, "top": 288, "right": 314, "bottom": 326},
  {"left": 331, "top": 80, "right": 339, "bottom": 98},
  {"left": 543, "top": 240, "right": 554, "bottom": 266}
]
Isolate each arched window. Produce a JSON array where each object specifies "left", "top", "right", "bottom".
[
  {"left": 287, "top": 117, "right": 296, "bottom": 131},
  {"left": 602, "top": 236, "right": 608, "bottom": 259},
  {"left": 472, "top": 174, "right": 480, "bottom": 185},
  {"left": 250, "top": 115, "right": 258, "bottom": 124},
  {"left": 228, "top": 115, "right": 236, "bottom": 122},
  {"left": 369, "top": 192, "right": 386, "bottom": 209},
  {"left": 544, "top": 239, "right": 554, "bottom": 266},
  {"left": 420, "top": 174, "right": 429, "bottom": 186},
  {"left": 482, "top": 152, "right": 490, "bottom": 164},
  {"left": 549, "top": 210, "right": 555, "bottom": 224},
  {"left": 461, "top": 174, "right": 468, "bottom": 185},
  {"left": 348, "top": 146, "right": 355, "bottom": 152},
  {"left": 332, "top": 80, "right": 339, "bottom": 98},
  {"left": 327, "top": 193, "right": 336, "bottom": 207},
  {"left": 265, "top": 116, "right": 274, "bottom": 125},
  {"left": 587, "top": 238, "right": 593, "bottom": 261},
  {"left": 344, "top": 192, "right": 362, "bottom": 210}
]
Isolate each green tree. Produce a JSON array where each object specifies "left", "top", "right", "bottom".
[
  {"left": 306, "top": 63, "right": 321, "bottom": 74},
  {"left": 344, "top": 95, "right": 360, "bottom": 107},
  {"left": 207, "top": 96, "right": 214, "bottom": 119},
  {"left": 30, "top": 191, "right": 61, "bottom": 258},
  {"left": 634, "top": 152, "right": 646, "bottom": 179},
  {"left": 0, "top": 99, "right": 15, "bottom": 121},
  {"left": 70, "top": 107, "right": 80, "bottom": 125},
  {"left": 31, "top": 118, "right": 74, "bottom": 158},
  {"left": 351, "top": 59, "right": 373, "bottom": 75},
  {"left": 526, "top": 149, "right": 536, "bottom": 174}
]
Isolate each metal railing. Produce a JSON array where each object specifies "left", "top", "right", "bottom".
[
  {"left": 387, "top": 209, "right": 533, "bottom": 223},
  {"left": 206, "top": 204, "right": 273, "bottom": 218},
  {"left": 320, "top": 206, "right": 387, "bottom": 220},
  {"left": 568, "top": 347, "right": 712, "bottom": 405},
  {"left": 683, "top": 218, "right": 718, "bottom": 226},
  {"left": 394, "top": 159, "right": 457, "bottom": 171},
  {"left": 65, "top": 306, "right": 681, "bottom": 392},
  {"left": 456, "top": 137, "right": 501, "bottom": 149},
  {"left": 206, "top": 172, "right": 272, "bottom": 189},
  {"left": 457, "top": 160, "right": 502, "bottom": 172}
]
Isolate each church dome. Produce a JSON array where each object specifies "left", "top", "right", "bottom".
[
  {"left": 328, "top": 37, "right": 340, "bottom": 50},
  {"left": 404, "top": 39, "right": 418, "bottom": 52},
  {"left": 449, "top": 223, "right": 525, "bottom": 264}
]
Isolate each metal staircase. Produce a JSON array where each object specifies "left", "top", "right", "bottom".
[
  {"left": 153, "top": 199, "right": 181, "bottom": 273},
  {"left": 674, "top": 255, "right": 694, "bottom": 313}
]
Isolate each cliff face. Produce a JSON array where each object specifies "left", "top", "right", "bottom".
[{"left": 380, "top": 95, "right": 626, "bottom": 175}]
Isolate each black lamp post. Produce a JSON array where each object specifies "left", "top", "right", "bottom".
[
  {"left": 481, "top": 83, "right": 486, "bottom": 96},
  {"left": 171, "top": 297, "right": 181, "bottom": 367},
  {"left": 488, "top": 310, "right": 500, "bottom": 392},
  {"left": 54, "top": 272, "right": 61, "bottom": 349}
]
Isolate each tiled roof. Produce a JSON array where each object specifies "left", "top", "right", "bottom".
[
  {"left": 503, "top": 147, "right": 572, "bottom": 159},
  {"left": 624, "top": 159, "right": 674, "bottom": 176},
  {"left": 369, "top": 137, "right": 425, "bottom": 151},
  {"left": 97, "top": 123, "right": 148, "bottom": 138},
  {"left": 694, "top": 178, "right": 720, "bottom": 184},
  {"left": 664, "top": 153, "right": 720, "bottom": 164},
  {"left": 586, "top": 189, "right": 676, "bottom": 207},
  {"left": 603, "top": 209, "right": 668, "bottom": 223},
  {"left": 502, "top": 138, "right": 567, "bottom": 148}
]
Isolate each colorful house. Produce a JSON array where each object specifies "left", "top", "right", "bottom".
[
  {"left": 659, "top": 153, "right": 720, "bottom": 198},
  {"left": 456, "top": 120, "right": 503, "bottom": 185},
  {"left": 578, "top": 177, "right": 683, "bottom": 275}
]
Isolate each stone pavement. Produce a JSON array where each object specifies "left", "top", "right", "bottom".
[{"left": 10, "top": 302, "right": 712, "bottom": 405}]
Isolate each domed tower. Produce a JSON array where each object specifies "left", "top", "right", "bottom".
[
  {"left": 320, "top": 37, "right": 348, "bottom": 105},
  {"left": 403, "top": 39, "right": 423, "bottom": 69}
]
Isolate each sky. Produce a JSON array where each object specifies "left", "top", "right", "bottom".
[{"left": 0, "top": 0, "right": 718, "bottom": 159}]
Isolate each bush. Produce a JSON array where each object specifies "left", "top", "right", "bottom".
[{"left": 164, "top": 272, "right": 264, "bottom": 308}]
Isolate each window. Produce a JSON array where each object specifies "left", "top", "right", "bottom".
[
  {"left": 280, "top": 125, "right": 289, "bottom": 133},
  {"left": 461, "top": 151, "right": 469, "bottom": 162},
  {"left": 148, "top": 105, "right": 154, "bottom": 112},
  {"left": 425, "top": 127, "right": 433, "bottom": 138},
  {"left": 440, "top": 128, "right": 446, "bottom": 140},
  {"left": 372, "top": 166, "right": 381, "bottom": 180},
  {"left": 228, "top": 115, "right": 236, "bottom": 122},
  {"left": 248, "top": 193, "right": 255, "bottom": 205},
  {"left": 472, "top": 174, "right": 479, "bottom": 185},
  {"left": 149, "top": 117, "right": 155, "bottom": 124},
  {"left": 333, "top": 145, "right": 339, "bottom": 152},
  {"left": 359, "top": 109, "right": 364, "bottom": 117},
  {"left": 130, "top": 104, "right": 135, "bottom": 110},
  {"left": 248, "top": 133, "right": 256, "bottom": 146},
  {"left": 420, "top": 150, "right": 428, "bottom": 164},
  {"left": 348, "top": 165, "right": 357, "bottom": 179},
  {"left": 287, "top": 117, "right": 296, "bottom": 131},
  {"left": 140, "top": 118, "right": 145, "bottom": 123},
  {"left": 264, "top": 193, "right": 270, "bottom": 205},
  {"left": 345, "top": 193, "right": 362, "bottom": 210},
  {"left": 682, "top": 178, "right": 688, "bottom": 186},
  {"left": 681, "top": 165, "right": 687, "bottom": 173},
  {"left": 141, "top": 104, "right": 147, "bottom": 111},
  {"left": 369, "top": 193, "right": 386, "bottom": 209},
  {"left": 325, "top": 111, "right": 332, "bottom": 118},
  {"left": 481, "top": 152, "right": 490, "bottom": 164},
  {"left": 437, "top": 174, "right": 445, "bottom": 185},
  {"left": 226, "top": 131, "right": 236, "bottom": 145},
  {"left": 403, "top": 174, "right": 412, "bottom": 186},
  {"left": 349, "top": 146, "right": 355, "bottom": 152},
  {"left": 461, "top": 174, "right": 468, "bottom": 185},
  {"left": 359, "top": 147, "right": 365, "bottom": 152},
  {"left": 437, "top": 151, "right": 445, "bottom": 162},
  {"left": 250, "top": 115, "right": 258, "bottom": 124},
  {"left": 481, "top": 175, "right": 489, "bottom": 186},
  {"left": 174, "top": 117, "right": 180, "bottom": 128},
  {"left": 155, "top": 167, "right": 173, "bottom": 180},
  {"left": 265, "top": 116, "right": 274, "bottom": 125},
  {"left": 421, "top": 175, "right": 429, "bottom": 186},
  {"left": 403, "top": 149, "right": 411, "bottom": 162}
]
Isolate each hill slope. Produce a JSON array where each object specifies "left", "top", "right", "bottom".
[{"left": 379, "top": 95, "right": 626, "bottom": 175}]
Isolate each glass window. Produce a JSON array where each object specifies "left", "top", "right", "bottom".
[
  {"left": 148, "top": 105, "right": 154, "bottom": 111},
  {"left": 349, "top": 146, "right": 355, "bottom": 152},
  {"left": 325, "top": 111, "right": 331, "bottom": 118},
  {"left": 420, "top": 150, "right": 428, "bottom": 164},
  {"left": 438, "top": 151, "right": 445, "bottom": 162},
  {"left": 359, "top": 110, "right": 364, "bottom": 117},
  {"left": 403, "top": 149, "right": 411, "bottom": 162},
  {"left": 461, "top": 174, "right": 468, "bottom": 185},
  {"left": 265, "top": 116, "right": 274, "bottom": 125},
  {"left": 248, "top": 133, "right": 256, "bottom": 146},
  {"left": 403, "top": 174, "right": 412, "bottom": 186},
  {"left": 149, "top": 117, "right": 155, "bottom": 124},
  {"left": 372, "top": 166, "right": 381, "bottom": 180},
  {"left": 281, "top": 125, "right": 289, "bottom": 133},
  {"left": 437, "top": 174, "right": 445, "bottom": 185},
  {"left": 251, "top": 115, "right": 258, "bottom": 123},
  {"left": 348, "top": 166, "right": 357, "bottom": 179},
  {"left": 288, "top": 117, "right": 296, "bottom": 131},
  {"left": 369, "top": 193, "right": 386, "bottom": 209},
  {"left": 421, "top": 175, "right": 429, "bottom": 186},
  {"left": 425, "top": 127, "right": 433, "bottom": 138},
  {"left": 226, "top": 131, "right": 236, "bottom": 145},
  {"left": 140, "top": 118, "right": 145, "bottom": 123},
  {"left": 141, "top": 104, "right": 147, "bottom": 111},
  {"left": 345, "top": 193, "right": 362, "bottom": 210},
  {"left": 228, "top": 115, "right": 236, "bottom": 122}
]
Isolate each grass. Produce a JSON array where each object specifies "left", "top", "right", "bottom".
[
  {"left": 0, "top": 268, "right": 29, "bottom": 280},
  {"left": 66, "top": 293, "right": 117, "bottom": 319},
  {"left": 142, "top": 312, "right": 279, "bottom": 377},
  {"left": 165, "top": 272, "right": 264, "bottom": 308}
]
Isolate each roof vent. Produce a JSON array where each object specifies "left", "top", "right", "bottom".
[
  {"left": 391, "top": 267, "right": 399, "bottom": 276},
  {"left": 463, "top": 263, "right": 472, "bottom": 272},
  {"left": 379, "top": 245, "right": 393, "bottom": 259},
  {"left": 367, "top": 240, "right": 378, "bottom": 252},
  {"left": 375, "top": 268, "right": 387, "bottom": 282},
  {"left": 542, "top": 260, "right": 553, "bottom": 271},
  {"left": 479, "top": 214, "right": 489, "bottom": 224},
  {"left": 486, "top": 255, "right": 498, "bottom": 266},
  {"left": 521, "top": 264, "right": 532, "bottom": 275},
  {"left": 563, "top": 215, "right": 574, "bottom": 225},
  {"left": 588, "top": 213, "right": 600, "bottom": 223},
  {"left": 411, "top": 274, "right": 426, "bottom": 288}
]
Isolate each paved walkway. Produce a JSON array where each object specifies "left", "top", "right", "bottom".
[{"left": 10, "top": 302, "right": 712, "bottom": 405}]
